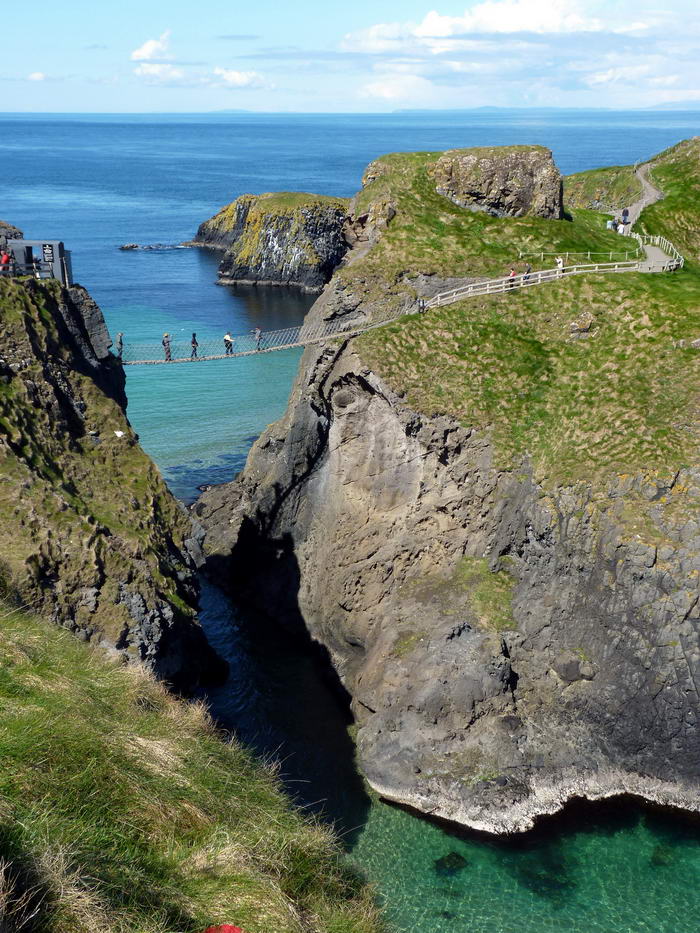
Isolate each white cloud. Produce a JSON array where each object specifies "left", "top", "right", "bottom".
[
  {"left": 415, "top": 0, "right": 605, "bottom": 36},
  {"left": 131, "top": 30, "right": 171, "bottom": 62},
  {"left": 360, "top": 73, "right": 437, "bottom": 101},
  {"left": 133, "top": 62, "right": 184, "bottom": 84},
  {"left": 27, "top": 72, "right": 46, "bottom": 81},
  {"left": 585, "top": 64, "right": 650, "bottom": 86},
  {"left": 212, "top": 67, "right": 269, "bottom": 89}
]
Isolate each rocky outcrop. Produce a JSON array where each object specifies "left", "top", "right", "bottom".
[
  {"left": 431, "top": 146, "right": 563, "bottom": 218},
  {"left": 0, "top": 219, "right": 23, "bottom": 246},
  {"left": 193, "top": 193, "right": 350, "bottom": 291},
  {"left": 196, "top": 340, "right": 700, "bottom": 833},
  {"left": 0, "top": 277, "right": 223, "bottom": 691}
]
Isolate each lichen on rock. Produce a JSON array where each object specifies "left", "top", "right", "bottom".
[{"left": 193, "top": 192, "right": 350, "bottom": 291}]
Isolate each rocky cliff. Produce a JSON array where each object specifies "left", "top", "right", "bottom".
[
  {"left": 0, "top": 274, "right": 222, "bottom": 690},
  {"left": 194, "top": 142, "right": 700, "bottom": 832},
  {"left": 431, "top": 145, "right": 563, "bottom": 218},
  {"left": 193, "top": 192, "right": 350, "bottom": 291}
]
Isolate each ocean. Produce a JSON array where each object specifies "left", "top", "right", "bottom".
[{"left": 2, "top": 110, "right": 699, "bottom": 932}]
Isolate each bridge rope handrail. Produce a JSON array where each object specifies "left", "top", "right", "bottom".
[{"left": 120, "top": 235, "right": 684, "bottom": 364}]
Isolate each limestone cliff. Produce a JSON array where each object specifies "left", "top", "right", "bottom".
[
  {"left": 0, "top": 276, "right": 222, "bottom": 690},
  {"left": 195, "top": 142, "right": 700, "bottom": 832},
  {"left": 193, "top": 192, "right": 350, "bottom": 291}
]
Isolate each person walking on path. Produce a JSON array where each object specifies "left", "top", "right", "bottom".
[
  {"left": 555, "top": 256, "right": 564, "bottom": 277},
  {"left": 162, "top": 333, "right": 172, "bottom": 362},
  {"left": 0, "top": 250, "right": 11, "bottom": 275},
  {"left": 253, "top": 327, "right": 262, "bottom": 351},
  {"left": 190, "top": 332, "right": 199, "bottom": 360},
  {"left": 224, "top": 332, "right": 234, "bottom": 355},
  {"left": 507, "top": 267, "right": 517, "bottom": 289},
  {"left": 116, "top": 332, "right": 124, "bottom": 360},
  {"left": 622, "top": 207, "right": 629, "bottom": 224},
  {"left": 617, "top": 221, "right": 626, "bottom": 235},
  {"left": 523, "top": 262, "right": 532, "bottom": 282}
]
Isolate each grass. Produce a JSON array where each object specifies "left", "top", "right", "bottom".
[
  {"left": 343, "top": 149, "right": 630, "bottom": 296},
  {"left": 0, "top": 606, "right": 384, "bottom": 933},
  {"left": 353, "top": 140, "right": 700, "bottom": 490},
  {"left": 452, "top": 558, "right": 516, "bottom": 631},
  {"left": 564, "top": 164, "right": 642, "bottom": 212},
  {"left": 359, "top": 270, "right": 700, "bottom": 486},
  {"left": 0, "top": 278, "right": 198, "bottom": 643},
  {"left": 640, "top": 137, "right": 700, "bottom": 264}
]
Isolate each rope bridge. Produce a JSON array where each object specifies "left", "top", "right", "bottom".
[{"left": 119, "top": 234, "right": 683, "bottom": 366}]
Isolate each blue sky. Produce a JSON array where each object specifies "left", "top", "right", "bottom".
[{"left": 4, "top": 0, "right": 699, "bottom": 111}]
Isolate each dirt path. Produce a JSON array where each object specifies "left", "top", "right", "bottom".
[{"left": 627, "top": 163, "right": 664, "bottom": 227}]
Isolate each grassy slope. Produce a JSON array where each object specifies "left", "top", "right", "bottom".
[
  {"left": 0, "top": 606, "right": 383, "bottom": 933},
  {"left": 641, "top": 136, "right": 700, "bottom": 263},
  {"left": 345, "top": 150, "right": 638, "bottom": 290},
  {"left": 355, "top": 143, "right": 700, "bottom": 488},
  {"left": 564, "top": 164, "right": 642, "bottom": 212}
]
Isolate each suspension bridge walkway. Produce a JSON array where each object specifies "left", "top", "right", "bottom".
[{"left": 119, "top": 165, "right": 683, "bottom": 366}]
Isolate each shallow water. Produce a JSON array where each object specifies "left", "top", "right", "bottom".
[{"left": 3, "top": 111, "right": 700, "bottom": 931}]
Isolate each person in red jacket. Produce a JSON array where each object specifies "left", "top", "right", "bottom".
[{"left": 0, "top": 250, "right": 11, "bottom": 275}]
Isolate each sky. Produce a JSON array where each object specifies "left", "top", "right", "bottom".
[{"left": 3, "top": 0, "right": 699, "bottom": 112}]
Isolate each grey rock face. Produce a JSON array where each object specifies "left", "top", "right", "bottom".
[
  {"left": 196, "top": 342, "right": 700, "bottom": 833},
  {"left": 431, "top": 146, "right": 563, "bottom": 219},
  {"left": 193, "top": 194, "right": 350, "bottom": 292}
]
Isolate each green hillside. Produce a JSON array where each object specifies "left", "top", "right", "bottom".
[{"left": 0, "top": 604, "right": 383, "bottom": 933}]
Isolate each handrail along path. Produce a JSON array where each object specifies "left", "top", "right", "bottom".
[{"left": 120, "top": 188, "right": 684, "bottom": 366}]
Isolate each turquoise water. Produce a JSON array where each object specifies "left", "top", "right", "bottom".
[
  {"left": 3, "top": 112, "right": 700, "bottom": 931},
  {"left": 352, "top": 799, "right": 700, "bottom": 933}
]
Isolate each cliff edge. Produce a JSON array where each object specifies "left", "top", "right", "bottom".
[
  {"left": 0, "top": 273, "right": 221, "bottom": 690},
  {"left": 194, "top": 191, "right": 350, "bottom": 291},
  {"left": 195, "top": 141, "right": 700, "bottom": 832}
]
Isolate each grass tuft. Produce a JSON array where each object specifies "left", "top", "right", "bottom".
[{"left": 0, "top": 608, "right": 384, "bottom": 933}]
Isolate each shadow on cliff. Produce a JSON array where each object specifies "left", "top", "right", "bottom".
[{"left": 203, "top": 522, "right": 372, "bottom": 846}]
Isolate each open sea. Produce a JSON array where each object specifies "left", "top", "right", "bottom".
[{"left": 2, "top": 110, "right": 700, "bottom": 932}]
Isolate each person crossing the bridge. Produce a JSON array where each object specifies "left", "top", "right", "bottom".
[
  {"left": 191, "top": 332, "right": 199, "bottom": 360},
  {"left": 224, "top": 332, "right": 233, "bottom": 355},
  {"left": 162, "top": 333, "right": 171, "bottom": 362},
  {"left": 253, "top": 326, "right": 262, "bottom": 351}
]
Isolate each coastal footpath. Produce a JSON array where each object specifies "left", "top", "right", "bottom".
[
  {"left": 193, "top": 191, "right": 350, "bottom": 291},
  {"left": 196, "top": 139, "right": 700, "bottom": 833}
]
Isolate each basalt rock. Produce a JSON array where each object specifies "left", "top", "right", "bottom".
[
  {"left": 193, "top": 144, "right": 698, "bottom": 833},
  {"left": 196, "top": 340, "right": 700, "bottom": 833},
  {"left": 431, "top": 146, "right": 563, "bottom": 219},
  {"left": 0, "top": 276, "right": 223, "bottom": 691},
  {"left": 193, "top": 193, "right": 350, "bottom": 292}
]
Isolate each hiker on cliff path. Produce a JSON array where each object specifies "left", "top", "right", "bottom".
[
  {"left": 507, "top": 267, "right": 517, "bottom": 288},
  {"left": 162, "top": 333, "right": 171, "bottom": 362},
  {"left": 116, "top": 332, "right": 124, "bottom": 359},
  {"left": 523, "top": 263, "right": 532, "bottom": 282},
  {"left": 0, "top": 251, "right": 11, "bottom": 275},
  {"left": 555, "top": 256, "right": 564, "bottom": 277}
]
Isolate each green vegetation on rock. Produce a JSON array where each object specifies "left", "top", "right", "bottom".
[
  {"left": 564, "top": 164, "right": 642, "bottom": 212},
  {"left": 641, "top": 137, "right": 700, "bottom": 263},
  {"left": 0, "top": 606, "right": 383, "bottom": 933},
  {"left": 355, "top": 143, "right": 700, "bottom": 489},
  {"left": 346, "top": 149, "right": 631, "bottom": 288}
]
